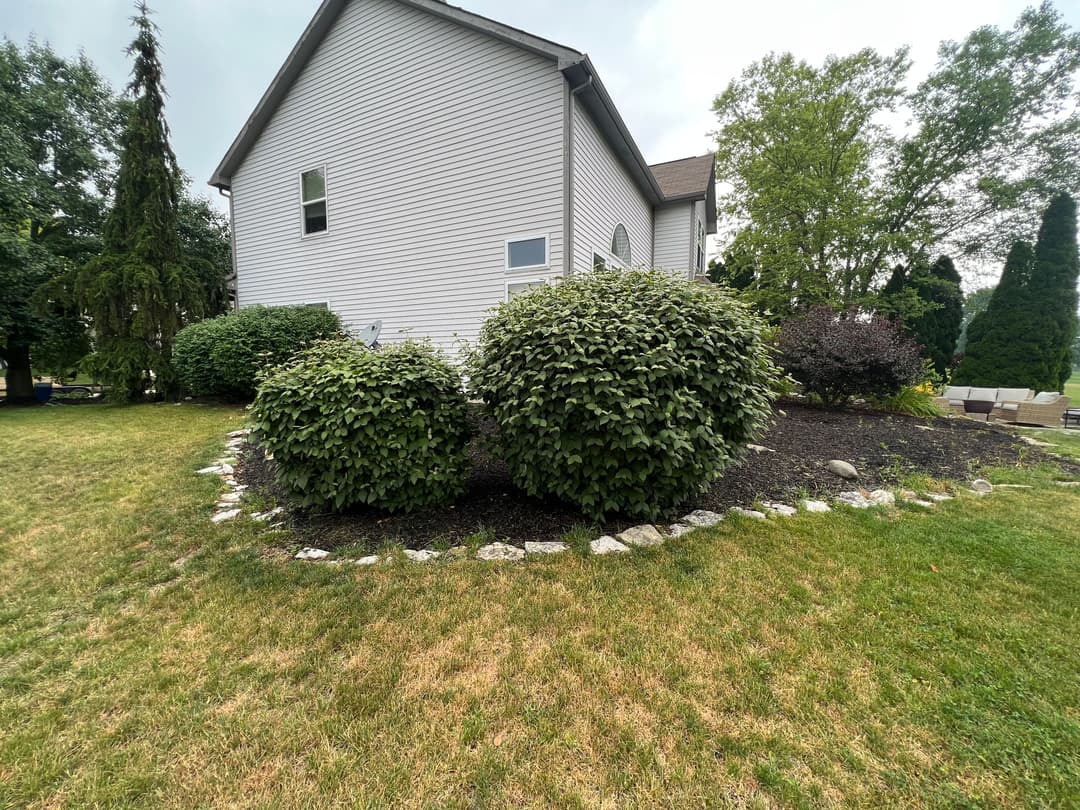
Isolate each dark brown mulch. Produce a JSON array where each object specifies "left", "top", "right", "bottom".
[{"left": 236, "top": 400, "right": 1074, "bottom": 552}]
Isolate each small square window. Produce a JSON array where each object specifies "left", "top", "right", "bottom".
[
  {"left": 506, "top": 236, "right": 548, "bottom": 270},
  {"left": 506, "top": 279, "right": 546, "bottom": 301},
  {"left": 300, "top": 167, "right": 328, "bottom": 236}
]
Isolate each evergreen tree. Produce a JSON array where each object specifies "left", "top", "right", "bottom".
[
  {"left": 953, "top": 242, "right": 1048, "bottom": 387},
  {"left": 74, "top": 4, "right": 213, "bottom": 400},
  {"left": 877, "top": 256, "right": 963, "bottom": 376},
  {"left": 911, "top": 256, "right": 964, "bottom": 376},
  {"left": 1029, "top": 193, "right": 1078, "bottom": 389}
]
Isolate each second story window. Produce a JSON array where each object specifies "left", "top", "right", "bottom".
[
  {"left": 696, "top": 222, "right": 705, "bottom": 272},
  {"left": 301, "top": 167, "right": 328, "bottom": 236},
  {"left": 505, "top": 235, "right": 549, "bottom": 271}
]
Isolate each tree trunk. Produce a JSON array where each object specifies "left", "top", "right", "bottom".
[{"left": 3, "top": 342, "right": 35, "bottom": 404}]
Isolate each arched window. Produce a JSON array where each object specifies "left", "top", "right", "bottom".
[{"left": 610, "top": 224, "right": 631, "bottom": 266}]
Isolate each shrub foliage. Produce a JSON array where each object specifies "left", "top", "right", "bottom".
[
  {"left": 173, "top": 305, "right": 340, "bottom": 399},
  {"left": 251, "top": 339, "right": 472, "bottom": 512},
  {"left": 777, "top": 306, "right": 924, "bottom": 406},
  {"left": 468, "top": 270, "right": 778, "bottom": 520}
]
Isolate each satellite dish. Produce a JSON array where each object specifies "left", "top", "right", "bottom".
[{"left": 356, "top": 320, "right": 383, "bottom": 348}]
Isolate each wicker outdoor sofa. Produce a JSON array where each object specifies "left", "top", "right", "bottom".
[{"left": 934, "top": 386, "right": 1070, "bottom": 427}]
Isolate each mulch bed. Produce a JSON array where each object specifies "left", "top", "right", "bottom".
[{"left": 236, "top": 400, "right": 1074, "bottom": 552}]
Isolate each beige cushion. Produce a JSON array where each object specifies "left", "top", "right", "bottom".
[
  {"left": 948, "top": 400, "right": 965, "bottom": 407},
  {"left": 999, "top": 403, "right": 1019, "bottom": 411},
  {"left": 1033, "top": 392, "right": 1060, "bottom": 404},
  {"left": 996, "top": 388, "right": 1031, "bottom": 403},
  {"left": 968, "top": 387, "right": 997, "bottom": 402},
  {"left": 942, "top": 386, "right": 970, "bottom": 400}
]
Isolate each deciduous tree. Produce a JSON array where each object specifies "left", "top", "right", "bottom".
[{"left": 711, "top": 3, "right": 1080, "bottom": 316}]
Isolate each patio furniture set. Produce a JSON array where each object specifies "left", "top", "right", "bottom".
[{"left": 934, "top": 386, "right": 1073, "bottom": 428}]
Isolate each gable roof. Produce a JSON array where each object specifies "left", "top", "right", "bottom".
[
  {"left": 649, "top": 154, "right": 718, "bottom": 233},
  {"left": 649, "top": 154, "right": 714, "bottom": 200},
  {"left": 210, "top": 0, "right": 706, "bottom": 213}
]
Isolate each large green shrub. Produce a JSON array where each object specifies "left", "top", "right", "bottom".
[
  {"left": 251, "top": 339, "right": 472, "bottom": 512},
  {"left": 173, "top": 305, "right": 340, "bottom": 399},
  {"left": 467, "top": 269, "right": 778, "bottom": 520}
]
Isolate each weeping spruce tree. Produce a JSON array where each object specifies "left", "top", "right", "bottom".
[{"left": 75, "top": 3, "right": 207, "bottom": 400}]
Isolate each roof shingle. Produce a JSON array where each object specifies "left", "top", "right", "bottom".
[{"left": 648, "top": 154, "right": 715, "bottom": 200}]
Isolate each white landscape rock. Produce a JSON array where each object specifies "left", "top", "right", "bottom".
[
  {"left": 616, "top": 524, "right": 665, "bottom": 548},
  {"left": 827, "top": 460, "right": 860, "bottom": 480},
  {"left": 729, "top": 507, "right": 767, "bottom": 520},
  {"left": 667, "top": 524, "right": 695, "bottom": 538},
  {"left": 219, "top": 463, "right": 235, "bottom": 476},
  {"left": 476, "top": 542, "right": 525, "bottom": 562},
  {"left": 761, "top": 502, "right": 798, "bottom": 517},
  {"left": 524, "top": 541, "right": 569, "bottom": 555},
  {"left": 925, "top": 493, "right": 954, "bottom": 501},
  {"left": 868, "top": 489, "right": 896, "bottom": 506},
  {"left": 801, "top": 499, "right": 831, "bottom": 513},
  {"left": 590, "top": 536, "right": 630, "bottom": 555},
  {"left": 227, "top": 429, "right": 250, "bottom": 438},
  {"left": 403, "top": 549, "right": 440, "bottom": 563},
  {"left": 353, "top": 555, "right": 381, "bottom": 566},
  {"left": 970, "top": 479, "right": 994, "bottom": 494},
  {"left": 252, "top": 507, "right": 285, "bottom": 522},
  {"left": 836, "top": 491, "right": 873, "bottom": 509},
  {"left": 681, "top": 510, "right": 725, "bottom": 528},
  {"left": 1055, "top": 481, "right": 1080, "bottom": 487},
  {"left": 747, "top": 444, "right": 775, "bottom": 454},
  {"left": 196, "top": 466, "right": 223, "bottom": 475},
  {"left": 295, "top": 547, "right": 331, "bottom": 561},
  {"left": 909, "top": 499, "right": 935, "bottom": 508},
  {"left": 217, "top": 492, "right": 242, "bottom": 504},
  {"left": 210, "top": 509, "right": 241, "bottom": 523}
]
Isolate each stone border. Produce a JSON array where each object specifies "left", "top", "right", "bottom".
[{"left": 197, "top": 433, "right": 1039, "bottom": 568}]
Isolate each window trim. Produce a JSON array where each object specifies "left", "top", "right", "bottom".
[
  {"left": 593, "top": 247, "right": 627, "bottom": 272},
  {"left": 303, "top": 300, "right": 331, "bottom": 310},
  {"left": 504, "top": 233, "right": 550, "bottom": 272},
  {"left": 299, "top": 165, "right": 329, "bottom": 239}
]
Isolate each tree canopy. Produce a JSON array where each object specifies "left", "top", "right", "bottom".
[
  {"left": 0, "top": 38, "right": 117, "bottom": 401},
  {"left": 711, "top": 2, "right": 1080, "bottom": 318},
  {"left": 878, "top": 255, "right": 964, "bottom": 376}
]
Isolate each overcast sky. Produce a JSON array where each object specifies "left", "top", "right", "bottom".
[{"left": 5, "top": 0, "right": 1079, "bottom": 232}]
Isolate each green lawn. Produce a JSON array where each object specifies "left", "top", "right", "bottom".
[
  {"left": 1066, "top": 370, "right": 1080, "bottom": 402},
  {"left": 1, "top": 405, "right": 1079, "bottom": 808}
]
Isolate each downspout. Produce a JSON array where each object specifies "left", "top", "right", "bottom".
[
  {"left": 218, "top": 187, "right": 240, "bottom": 310},
  {"left": 565, "top": 74, "right": 593, "bottom": 277}
]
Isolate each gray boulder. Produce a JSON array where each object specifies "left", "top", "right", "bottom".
[{"left": 827, "top": 460, "right": 859, "bottom": 480}]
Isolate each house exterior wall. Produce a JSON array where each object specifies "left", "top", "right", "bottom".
[
  {"left": 230, "top": 0, "right": 566, "bottom": 351},
  {"left": 652, "top": 202, "right": 693, "bottom": 276},
  {"left": 569, "top": 100, "right": 653, "bottom": 274}
]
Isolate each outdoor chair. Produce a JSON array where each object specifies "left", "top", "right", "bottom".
[{"left": 993, "top": 392, "right": 1070, "bottom": 427}]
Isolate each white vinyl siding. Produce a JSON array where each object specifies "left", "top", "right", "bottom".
[
  {"left": 570, "top": 100, "right": 652, "bottom": 274},
  {"left": 652, "top": 202, "right": 694, "bottom": 276},
  {"left": 230, "top": 0, "right": 565, "bottom": 352}
]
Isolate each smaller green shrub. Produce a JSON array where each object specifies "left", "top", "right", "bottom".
[
  {"left": 251, "top": 338, "right": 472, "bottom": 512},
  {"left": 173, "top": 305, "right": 340, "bottom": 399}
]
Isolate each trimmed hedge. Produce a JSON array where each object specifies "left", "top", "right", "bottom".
[
  {"left": 251, "top": 338, "right": 472, "bottom": 512},
  {"left": 467, "top": 269, "right": 778, "bottom": 520},
  {"left": 173, "top": 305, "right": 340, "bottom": 399}
]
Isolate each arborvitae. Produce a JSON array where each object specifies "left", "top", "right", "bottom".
[
  {"left": 74, "top": 3, "right": 207, "bottom": 400},
  {"left": 1029, "top": 194, "right": 1078, "bottom": 390},
  {"left": 953, "top": 241, "right": 1049, "bottom": 388}
]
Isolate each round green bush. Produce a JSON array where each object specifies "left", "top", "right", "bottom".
[
  {"left": 467, "top": 269, "right": 778, "bottom": 520},
  {"left": 251, "top": 338, "right": 472, "bottom": 512},
  {"left": 173, "top": 305, "right": 340, "bottom": 399}
]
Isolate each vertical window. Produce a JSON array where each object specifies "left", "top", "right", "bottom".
[
  {"left": 699, "top": 223, "right": 706, "bottom": 271},
  {"left": 301, "top": 167, "right": 328, "bottom": 235},
  {"left": 506, "top": 279, "right": 546, "bottom": 301},
  {"left": 592, "top": 252, "right": 608, "bottom": 272},
  {"left": 505, "top": 235, "right": 548, "bottom": 271},
  {"left": 610, "top": 224, "right": 631, "bottom": 265}
]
